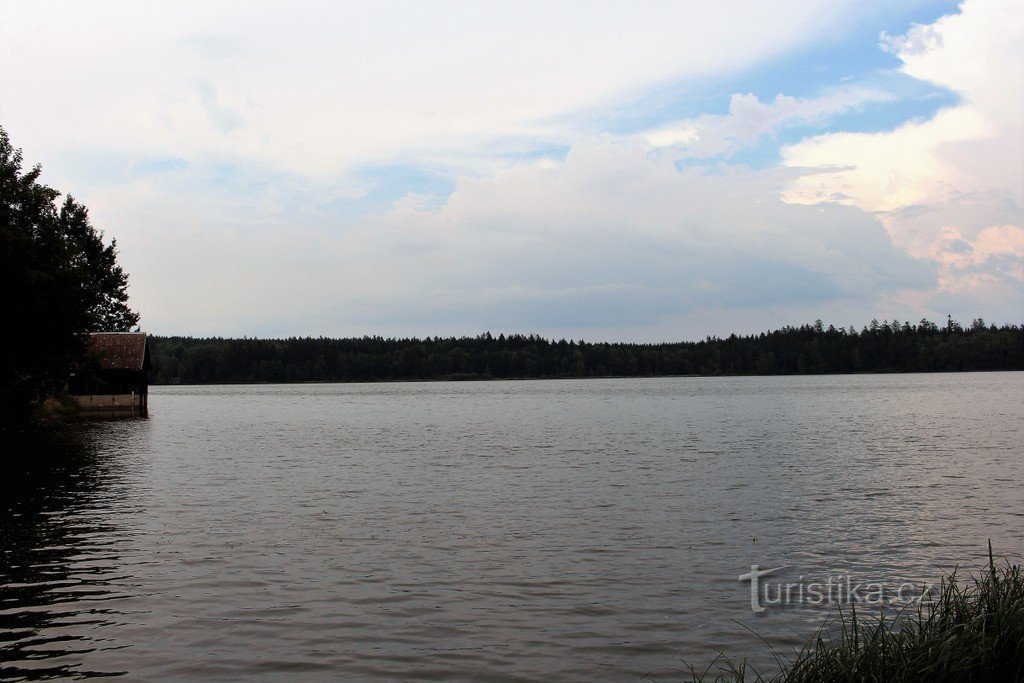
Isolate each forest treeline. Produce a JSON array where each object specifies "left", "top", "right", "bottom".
[{"left": 150, "top": 318, "right": 1023, "bottom": 385}]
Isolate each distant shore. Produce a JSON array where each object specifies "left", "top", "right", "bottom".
[
  {"left": 147, "top": 319, "right": 1023, "bottom": 385},
  {"left": 151, "top": 368, "right": 1023, "bottom": 387}
]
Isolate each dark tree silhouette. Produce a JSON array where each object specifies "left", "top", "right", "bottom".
[
  {"left": 147, "top": 320, "right": 1022, "bottom": 385},
  {"left": 1, "top": 126, "right": 140, "bottom": 431}
]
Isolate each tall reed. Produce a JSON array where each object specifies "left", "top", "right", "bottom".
[{"left": 661, "top": 543, "right": 1024, "bottom": 682}]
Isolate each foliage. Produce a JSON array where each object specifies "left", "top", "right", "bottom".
[
  {"left": 661, "top": 545, "right": 1024, "bottom": 682},
  {"left": 148, "top": 320, "right": 1023, "bottom": 384},
  {"left": 0, "top": 126, "right": 139, "bottom": 431},
  {"left": 782, "top": 550, "right": 1024, "bottom": 681}
]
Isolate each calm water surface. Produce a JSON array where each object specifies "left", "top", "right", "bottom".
[{"left": 2, "top": 373, "right": 1022, "bottom": 680}]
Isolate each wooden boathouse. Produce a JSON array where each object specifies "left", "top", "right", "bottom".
[{"left": 69, "top": 332, "right": 150, "bottom": 416}]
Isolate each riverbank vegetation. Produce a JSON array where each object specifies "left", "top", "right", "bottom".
[
  {"left": 676, "top": 547, "right": 1024, "bottom": 682},
  {"left": 1, "top": 126, "right": 139, "bottom": 433},
  {"left": 149, "top": 319, "right": 1022, "bottom": 384}
]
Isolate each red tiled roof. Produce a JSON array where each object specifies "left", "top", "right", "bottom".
[{"left": 88, "top": 333, "right": 148, "bottom": 371}]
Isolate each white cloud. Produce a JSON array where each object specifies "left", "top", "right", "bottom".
[
  {"left": 106, "top": 138, "right": 934, "bottom": 338},
  {"left": 1, "top": 0, "right": 882, "bottom": 178},
  {"left": 781, "top": 0, "right": 1023, "bottom": 310},
  {"left": 928, "top": 224, "right": 1024, "bottom": 289},
  {"left": 642, "top": 87, "right": 894, "bottom": 158},
  {"left": 3, "top": 1, "right": 1017, "bottom": 338},
  {"left": 329, "top": 139, "right": 938, "bottom": 338}
]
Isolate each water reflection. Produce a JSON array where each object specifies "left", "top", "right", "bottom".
[{"left": 0, "top": 429, "right": 132, "bottom": 680}]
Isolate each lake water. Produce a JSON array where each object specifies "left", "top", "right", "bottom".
[{"left": 2, "top": 373, "right": 1022, "bottom": 680}]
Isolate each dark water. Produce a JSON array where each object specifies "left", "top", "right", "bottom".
[{"left": 2, "top": 373, "right": 1022, "bottom": 680}]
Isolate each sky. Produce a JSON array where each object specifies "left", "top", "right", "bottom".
[{"left": 1, "top": 0, "right": 1021, "bottom": 341}]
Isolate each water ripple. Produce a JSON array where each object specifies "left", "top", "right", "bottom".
[{"left": 1, "top": 373, "right": 1022, "bottom": 680}]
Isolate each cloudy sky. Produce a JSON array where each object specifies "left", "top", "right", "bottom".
[{"left": 1, "top": 0, "right": 1021, "bottom": 340}]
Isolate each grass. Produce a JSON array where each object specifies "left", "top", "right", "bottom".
[{"left": 662, "top": 543, "right": 1024, "bottom": 682}]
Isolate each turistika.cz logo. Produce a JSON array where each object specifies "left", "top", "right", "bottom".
[{"left": 738, "top": 564, "right": 937, "bottom": 613}]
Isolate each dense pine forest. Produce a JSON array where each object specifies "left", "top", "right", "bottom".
[{"left": 149, "top": 318, "right": 1023, "bottom": 384}]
